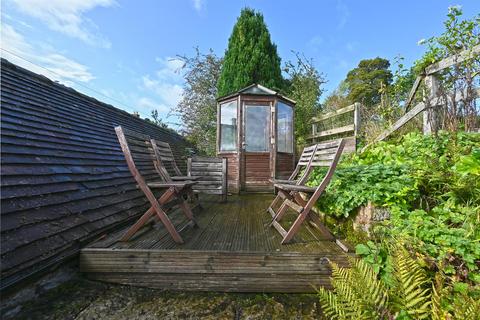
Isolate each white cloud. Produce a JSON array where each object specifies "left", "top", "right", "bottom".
[
  {"left": 137, "top": 97, "right": 169, "bottom": 113},
  {"left": 191, "top": 0, "right": 205, "bottom": 12},
  {"left": 1, "top": 23, "right": 94, "bottom": 84},
  {"left": 9, "top": 0, "right": 115, "bottom": 47},
  {"left": 141, "top": 57, "right": 184, "bottom": 111}
]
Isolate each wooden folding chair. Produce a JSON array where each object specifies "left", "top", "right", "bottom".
[
  {"left": 267, "top": 144, "right": 318, "bottom": 215},
  {"left": 150, "top": 139, "right": 196, "bottom": 182},
  {"left": 115, "top": 126, "right": 197, "bottom": 243},
  {"left": 150, "top": 138, "right": 201, "bottom": 207},
  {"left": 268, "top": 139, "right": 346, "bottom": 244}
]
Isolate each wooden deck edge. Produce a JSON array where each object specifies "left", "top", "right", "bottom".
[
  {"left": 85, "top": 272, "right": 332, "bottom": 293},
  {"left": 81, "top": 247, "right": 344, "bottom": 254},
  {"left": 79, "top": 248, "right": 351, "bottom": 292}
]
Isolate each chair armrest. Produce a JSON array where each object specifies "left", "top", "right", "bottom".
[
  {"left": 147, "top": 181, "right": 197, "bottom": 188},
  {"left": 274, "top": 183, "right": 316, "bottom": 193},
  {"left": 171, "top": 176, "right": 201, "bottom": 181}
]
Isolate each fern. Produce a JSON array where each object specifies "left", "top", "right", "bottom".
[
  {"left": 391, "top": 246, "right": 431, "bottom": 319},
  {"left": 319, "top": 246, "right": 437, "bottom": 320},
  {"left": 318, "top": 259, "right": 389, "bottom": 319},
  {"left": 453, "top": 295, "right": 480, "bottom": 320},
  {"left": 431, "top": 275, "right": 446, "bottom": 320}
]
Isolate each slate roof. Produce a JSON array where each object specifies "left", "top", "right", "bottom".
[{"left": 0, "top": 59, "right": 192, "bottom": 292}]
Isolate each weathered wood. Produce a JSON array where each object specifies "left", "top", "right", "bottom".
[
  {"left": 115, "top": 127, "right": 185, "bottom": 243},
  {"left": 187, "top": 156, "right": 228, "bottom": 201},
  {"left": 115, "top": 127, "right": 199, "bottom": 244},
  {"left": 311, "top": 104, "right": 355, "bottom": 122},
  {"left": 309, "top": 103, "right": 360, "bottom": 154},
  {"left": 364, "top": 101, "right": 426, "bottom": 150},
  {"left": 274, "top": 184, "right": 316, "bottom": 193},
  {"left": 353, "top": 102, "right": 361, "bottom": 137},
  {"left": 425, "top": 44, "right": 480, "bottom": 75},
  {"left": 404, "top": 75, "right": 424, "bottom": 112},
  {"left": 270, "top": 140, "right": 346, "bottom": 244},
  {"left": 80, "top": 194, "right": 351, "bottom": 293},
  {"left": 423, "top": 74, "right": 441, "bottom": 134},
  {"left": 310, "top": 124, "right": 355, "bottom": 139}
]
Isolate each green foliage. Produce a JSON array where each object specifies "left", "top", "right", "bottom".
[
  {"left": 344, "top": 57, "right": 393, "bottom": 108},
  {"left": 310, "top": 131, "right": 479, "bottom": 287},
  {"left": 308, "top": 163, "right": 418, "bottom": 218},
  {"left": 390, "top": 204, "right": 480, "bottom": 275},
  {"left": 391, "top": 246, "right": 431, "bottom": 319},
  {"left": 175, "top": 48, "right": 223, "bottom": 155},
  {"left": 149, "top": 109, "right": 170, "bottom": 129},
  {"left": 318, "top": 258, "right": 389, "bottom": 319},
  {"left": 413, "top": 7, "right": 479, "bottom": 132},
  {"left": 284, "top": 52, "right": 326, "bottom": 144},
  {"left": 217, "top": 8, "right": 284, "bottom": 97},
  {"left": 431, "top": 273, "right": 480, "bottom": 320},
  {"left": 355, "top": 240, "right": 393, "bottom": 285},
  {"left": 319, "top": 246, "right": 432, "bottom": 319},
  {"left": 414, "top": 6, "right": 480, "bottom": 75}
]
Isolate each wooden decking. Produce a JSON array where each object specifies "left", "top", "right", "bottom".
[{"left": 80, "top": 194, "right": 351, "bottom": 292}]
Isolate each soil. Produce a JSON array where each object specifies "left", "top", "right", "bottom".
[{"left": 3, "top": 278, "right": 323, "bottom": 320}]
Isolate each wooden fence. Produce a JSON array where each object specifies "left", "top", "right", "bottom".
[
  {"left": 363, "top": 45, "right": 480, "bottom": 151},
  {"left": 309, "top": 102, "right": 361, "bottom": 153}
]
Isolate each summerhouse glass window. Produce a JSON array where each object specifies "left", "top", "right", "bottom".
[
  {"left": 245, "top": 105, "right": 270, "bottom": 152},
  {"left": 219, "top": 101, "right": 237, "bottom": 151},
  {"left": 277, "top": 102, "right": 293, "bottom": 153}
]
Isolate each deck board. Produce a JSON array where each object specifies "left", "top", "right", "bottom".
[{"left": 80, "top": 194, "right": 351, "bottom": 292}]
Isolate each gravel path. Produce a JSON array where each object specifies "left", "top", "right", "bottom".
[{"left": 4, "top": 278, "right": 322, "bottom": 320}]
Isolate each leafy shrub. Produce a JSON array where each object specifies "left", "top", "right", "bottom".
[{"left": 309, "top": 131, "right": 480, "bottom": 306}]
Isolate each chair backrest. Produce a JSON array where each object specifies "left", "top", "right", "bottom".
[
  {"left": 310, "top": 139, "right": 345, "bottom": 168},
  {"left": 289, "top": 145, "right": 318, "bottom": 180},
  {"left": 150, "top": 138, "right": 179, "bottom": 182},
  {"left": 114, "top": 126, "right": 160, "bottom": 186},
  {"left": 150, "top": 138, "right": 183, "bottom": 178},
  {"left": 304, "top": 138, "right": 346, "bottom": 211}
]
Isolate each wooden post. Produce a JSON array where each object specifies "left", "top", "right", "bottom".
[
  {"left": 221, "top": 157, "right": 228, "bottom": 202},
  {"left": 423, "top": 74, "right": 440, "bottom": 134},
  {"left": 353, "top": 102, "right": 361, "bottom": 147},
  {"left": 271, "top": 100, "right": 276, "bottom": 181}
]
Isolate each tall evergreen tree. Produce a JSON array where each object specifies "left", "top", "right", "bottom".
[{"left": 217, "top": 8, "right": 284, "bottom": 97}]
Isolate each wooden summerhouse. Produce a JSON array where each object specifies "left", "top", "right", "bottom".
[{"left": 217, "top": 84, "right": 296, "bottom": 193}]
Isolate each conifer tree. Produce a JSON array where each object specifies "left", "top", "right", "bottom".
[{"left": 217, "top": 8, "right": 284, "bottom": 97}]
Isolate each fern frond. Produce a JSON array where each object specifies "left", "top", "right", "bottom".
[
  {"left": 391, "top": 246, "right": 431, "bottom": 319},
  {"left": 453, "top": 294, "right": 480, "bottom": 320},
  {"left": 318, "top": 286, "right": 345, "bottom": 320},
  {"left": 431, "top": 274, "right": 447, "bottom": 320},
  {"left": 319, "top": 259, "right": 388, "bottom": 319},
  {"left": 349, "top": 258, "right": 389, "bottom": 318}
]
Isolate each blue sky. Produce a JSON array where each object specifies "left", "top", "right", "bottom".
[{"left": 1, "top": 0, "right": 479, "bottom": 129}]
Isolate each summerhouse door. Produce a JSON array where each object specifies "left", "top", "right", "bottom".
[{"left": 242, "top": 103, "right": 271, "bottom": 191}]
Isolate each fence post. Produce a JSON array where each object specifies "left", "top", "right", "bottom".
[
  {"left": 353, "top": 103, "right": 361, "bottom": 137},
  {"left": 423, "top": 74, "right": 440, "bottom": 134}
]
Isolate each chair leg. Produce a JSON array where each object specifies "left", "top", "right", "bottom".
[
  {"left": 152, "top": 205, "right": 184, "bottom": 244},
  {"left": 282, "top": 210, "right": 309, "bottom": 244},
  {"left": 120, "top": 188, "right": 176, "bottom": 241},
  {"left": 120, "top": 207, "right": 155, "bottom": 241},
  {"left": 267, "top": 194, "right": 282, "bottom": 214},
  {"left": 178, "top": 197, "right": 197, "bottom": 227},
  {"left": 122, "top": 188, "right": 185, "bottom": 244},
  {"left": 273, "top": 202, "right": 289, "bottom": 222}
]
